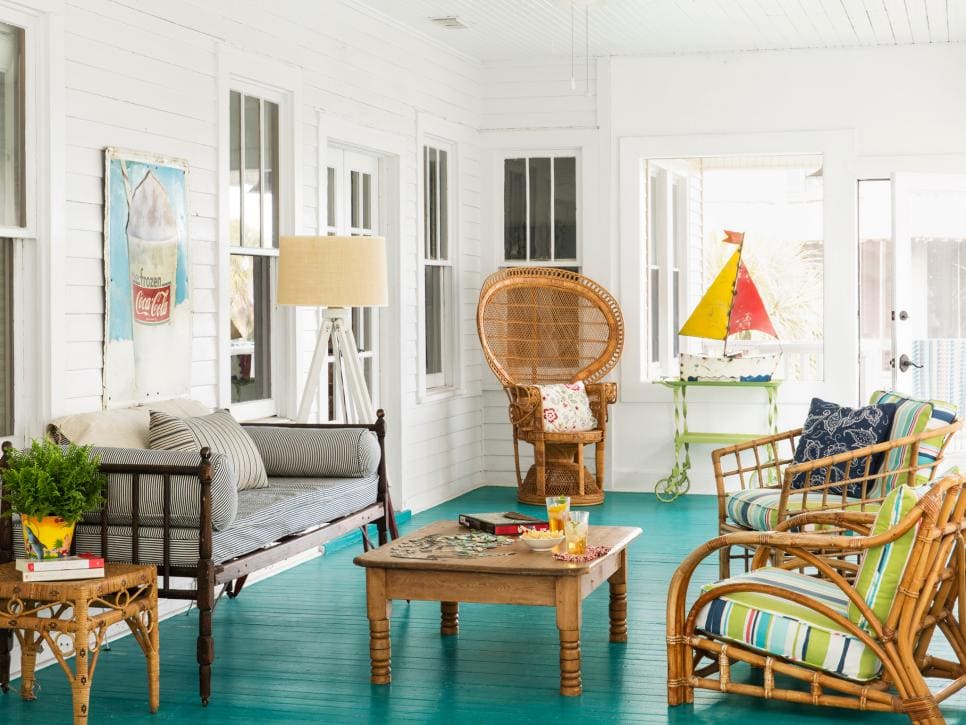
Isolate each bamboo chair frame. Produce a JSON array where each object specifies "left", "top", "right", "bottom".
[
  {"left": 668, "top": 474, "right": 966, "bottom": 724},
  {"left": 713, "top": 420, "right": 962, "bottom": 578},
  {"left": 477, "top": 267, "right": 624, "bottom": 505}
]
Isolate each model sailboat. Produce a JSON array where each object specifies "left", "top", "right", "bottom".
[{"left": 678, "top": 231, "right": 781, "bottom": 381}]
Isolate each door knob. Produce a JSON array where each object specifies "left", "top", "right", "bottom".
[{"left": 894, "top": 354, "right": 923, "bottom": 373}]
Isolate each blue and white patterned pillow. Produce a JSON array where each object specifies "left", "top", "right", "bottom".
[{"left": 791, "top": 398, "right": 898, "bottom": 496}]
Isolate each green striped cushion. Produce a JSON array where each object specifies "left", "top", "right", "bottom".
[
  {"left": 870, "top": 391, "right": 958, "bottom": 494},
  {"left": 697, "top": 567, "right": 882, "bottom": 680},
  {"left": 726, "top": 488, "right": 872, "bottom": 532},
  {"left": 848, "top": 484, "right": 926, "bottom": 629}
]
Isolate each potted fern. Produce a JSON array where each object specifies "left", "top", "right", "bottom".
[{"left": 2, "top": 440, "right": 107, "bottom": 560}]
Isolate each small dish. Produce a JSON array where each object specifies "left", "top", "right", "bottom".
[{"left": 520, "top": 533, "right": 564, "bottom": 551}]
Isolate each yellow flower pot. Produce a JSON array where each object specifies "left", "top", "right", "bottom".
[{"left": 20, "top": 515, "right": 76, "bottom": 560}]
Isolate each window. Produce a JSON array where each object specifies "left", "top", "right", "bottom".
[
  {"left": 643, "top": 154, "right": 824, "bottom": 381},
  {"left": 228, "top": 90, "right": 279, "bottom": 405},
  {"left": 323, "top": 148, "right": 379, "bottom": 420},
  {"left": 0, "top": 22, "right": 24, "bottom": 229},
  {"left": 0, "top": 240, "right": 11, "bottom": 435},
  {"left": 423, "top": 143, "right": 456, "bottom": 390},
  {"left": 503, "top": 154, "right": 578, "bottom": 266}
]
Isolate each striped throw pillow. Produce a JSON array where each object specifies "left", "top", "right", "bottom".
[
  {"left": 243, "top": 426, "right": 381, "bottom": 478},
  {"left": 149, "top": 409, "right": 268, "bottom": 491},
  {"left": 870, "top": 390, "right": 958, "bottom": 493},
  {"left": 849, "top": 483, "right": 926, "bottom": 629}
]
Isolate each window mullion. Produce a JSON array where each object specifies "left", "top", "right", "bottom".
[{"left": 550, "top": 156, "right": 555, "bottom": 262}]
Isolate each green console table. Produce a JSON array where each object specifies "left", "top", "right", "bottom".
[{"left": 654, "top": 379, "right": 782, "bottom": 502}]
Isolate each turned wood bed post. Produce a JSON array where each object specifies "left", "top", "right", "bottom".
[
  {"left": 374, "top": 409, "right": 398, "bottom": 544},
  {"left": 0, "top": 441, "right": 11, "bottom": 692},
  {"left": 195, "top": 447, "right": 215, "bottom": 706}
]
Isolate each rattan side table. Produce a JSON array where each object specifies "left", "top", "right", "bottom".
[{"left": 0, "top": 562, "right": 159, "bottom": 724}]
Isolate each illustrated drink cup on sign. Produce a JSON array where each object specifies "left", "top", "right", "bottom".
[{"left": 127, "top": 170, "right": 179, "bottom": 393}]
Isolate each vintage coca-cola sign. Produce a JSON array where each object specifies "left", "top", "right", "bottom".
[{"left": 132, "top": 270, "right": 172, "bottom": 324}]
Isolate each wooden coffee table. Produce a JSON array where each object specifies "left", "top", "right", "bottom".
[{"left": 353, "top": 521, "right": 641, "bottom": 696}]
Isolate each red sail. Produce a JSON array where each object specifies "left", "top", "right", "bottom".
[{"left": 728, "top": 262, "right": 777, "bottom": 337}]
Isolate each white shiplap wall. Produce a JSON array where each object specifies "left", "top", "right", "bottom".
[{"left": 53, "top": 0, "right": 484, "bottom": 511}]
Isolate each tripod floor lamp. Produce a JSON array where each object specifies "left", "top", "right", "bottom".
[{"left": 278, "top": 236, "right": 388, "bottom": 424}]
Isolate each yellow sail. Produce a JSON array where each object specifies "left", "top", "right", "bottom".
[{"left": 678, "top": 250, "right": 740, "bottom": 340}]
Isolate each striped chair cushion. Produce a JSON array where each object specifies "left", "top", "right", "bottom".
[
  {"left": 243, "top": 426, "right": 380, "bottom": 478},
  {"left": 149, "top": 409, "right": 268, "bottom": 491},
  {"left": 870, "top": 390, "right": 958, "bottom": 495},
  {"left": 80, "top": 447, "right": 239, "bottom": 531},
  {"left": 849, "top": 483, "right": 926, "bottom": 629},
  {"left": 726, "top": 487, "right": 870, "bottom": 532},
  {"left": 696, "top": 567, "right": 882, "bottom": 681},
  {"left": 16, "top": 474, "right": 379, "bottom": 565}
]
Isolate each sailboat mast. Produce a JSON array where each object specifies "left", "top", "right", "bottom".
[{"left": 722, "top": 237, "right": 744, "bottom": 357}]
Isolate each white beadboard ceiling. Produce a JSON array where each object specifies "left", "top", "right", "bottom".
[{"left": 355, "top": 0, "right": 966, "bottom": 61}]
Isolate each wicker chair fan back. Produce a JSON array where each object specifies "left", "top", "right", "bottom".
[{"left": 477, "top": 267, "right": 624, "bottom": 388}]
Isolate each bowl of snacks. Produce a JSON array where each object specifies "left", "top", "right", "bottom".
[{"left": 519, "top": 527, "right": 565, "bottom": 551}]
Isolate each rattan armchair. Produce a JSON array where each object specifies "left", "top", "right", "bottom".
[
  {"left": 477, "top": 267, "right": 623, "bottom": 505},
  {"left": 668, "top": 474, "right": 966, "bottom": 724},
  {"left": 714, "top": 419, "right": 961, "bottom": 578}
]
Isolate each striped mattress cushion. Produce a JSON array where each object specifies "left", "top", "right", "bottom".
[
  {"left": 849, "top": 483, "right": 926, "bottom": 629},
  {"left": 149, "top": 409, "right": 268, "bottom": 491},
  {"left": 15, "top": 474, "right": 379, "bottom": 565},
  {"left": 870, "top": 390, "right": 957, "bottom": 494},
  {"left": 726, "top": 487, "right": 872, "bottom": 532},
  {"left": 80, "top": 446, "right": 239, "bottom": 531},
  {"left": 696, "top": 567, "right": 882, "bottom": 681},
  {"left": 243, "top": 426, "right": 380, "bottom": 478}
]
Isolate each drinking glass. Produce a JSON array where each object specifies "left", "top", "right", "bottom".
[
  {"left": 565, "top": 511, "right": 590, "bottom": 555},
  {"left": 546, "top": 496, "right": 571, "bottom": 533}
]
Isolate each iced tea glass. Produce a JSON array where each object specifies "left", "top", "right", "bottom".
[
  {"left": 565, "top": 511, "right": 590, "bottom": 555},
  {"left": 546, "top": 496, "right": 571, "bottom": 534}
]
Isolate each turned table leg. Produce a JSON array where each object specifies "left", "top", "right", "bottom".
[
  {"left": 441, "top": 601, "right": 459, "bottom": 636},
  {"left": 556, "top": 577, "right": 582, "bottom": 696},
  {"left": 366, "top": 569, "right": 392, "bottom": 685},
  {"left": 608, "top": 550, "right": 628, "bottom": 643}
]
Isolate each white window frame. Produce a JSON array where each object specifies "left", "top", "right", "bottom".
[
  {"left": 420, "top": 137, "right": 457, "bottom": 393},
  {"left": 496, "top": 149, "right": 581, "bottom": 269},
  {"left": 0, "top": 1, "right": 60, "bottom": 444},
  {"left": 619, "top": 130, "right": 855, "bottom": 405},
  {"left": 217, "top": 47, "right": 302, "bottom": 421},
  {"left": 416, "top": 113, "right": 470, "bottom": 401}
]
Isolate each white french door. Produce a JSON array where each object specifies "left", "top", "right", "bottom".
[
  {"left": 322, "top": 147, "right": 380, "bottom": 422},
  {"left": 858, "top": 173, "right": 966, "bottom": 454}
]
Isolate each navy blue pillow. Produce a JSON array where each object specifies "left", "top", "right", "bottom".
[{"left": 791, "top": 398, "right": 897, "bottom": 497}]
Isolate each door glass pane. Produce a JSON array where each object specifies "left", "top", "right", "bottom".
[
  {"left": 242, "top": 95, "right": 261, "bottom": 247},
  {"left": 858, "top": 179, "right": 894, "bottom": 402},
  {"left": 0, "top": 241, "right": 12, "bottom": 435},
  {"left": 362, "top": 173, "right": 372, "bottom": 231},
  {"left": 528, "top": 157, "right": 551, "bottom": 260},
  {"left": 0, "top": 24, "right": 23, "bottom": 228},
  {"left": 647, "top": 169, "right": 659, "bottom": 266},
  {"left": 428, "top": 149, "right": 438, "bottom": 258},
  {"left": 650, "top": 268, "right": 660, "bottom": 364},
  {"left": 902, "top": 175, "right": 966, "bottom": 443},
  {"left": 425, "top": 265, "right": 443, "bottom": 376},
  {"left": 439, "top": 149, "right": 448, "bottom": 260},
  {"left": 230, "top": 254, "right": 272, "bottom": 402},
  {"left": 423, "top": 148, "right": 431, "bottom": 257},
  {"left": 350, "top": 171, "right": 360, "bottom": 229},
  {"left": 554, "top": 157, "right": 577, "bottom": 259},
  {"left": 504, "top": 158, "right": 526, "bottom": 260},
  {"left": 326, "top": 167, "right": 336, "bottom": 229},
  {"left": 262, "top": 100, "right": 279, "bottom": 247},
  {"left": 229, "top": 91, "right": 241, "bottom": 245}
]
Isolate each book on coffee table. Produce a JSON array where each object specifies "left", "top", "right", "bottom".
[
  {"left": 16, "top": 555, "right": 105, "bottom": 573},
  {"left": 458, "top": 511, "right": 549, "bottom": 535},
  {"left": 19, "top": 567, "right": 106, "bottom": 582}
]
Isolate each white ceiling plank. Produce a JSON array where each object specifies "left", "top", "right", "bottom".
[{"left": 355, "top": 0, "right": 962, "bottom": 61}]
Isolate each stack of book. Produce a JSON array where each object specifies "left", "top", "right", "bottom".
[{"left": 16, "top": 555, "right": 105, "bottom": 582}]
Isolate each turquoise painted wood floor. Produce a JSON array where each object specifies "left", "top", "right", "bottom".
[{"left": 2, "top": 487, "right": 966, "bottom": 724}]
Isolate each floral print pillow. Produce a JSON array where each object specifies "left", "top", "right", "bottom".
[{"left": 537, "top": 382, "right": 598, "bottom": 433}]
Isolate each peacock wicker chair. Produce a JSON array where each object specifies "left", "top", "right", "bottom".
[{"left": 477, "top": 267, "right": 624, "bottom": 506}]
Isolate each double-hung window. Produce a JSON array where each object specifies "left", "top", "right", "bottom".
[
  {"left": 0, "top": 20, "right": 24, "bottom": 438},
  {"left": 228, "top": 90, "right": 279, "bottom": 408},
  {"left": 422, "top": 143, "right": 456, "bottom": 391},
  {"left": 502, "top": 153, "right": 578, "bottom": 269}
]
